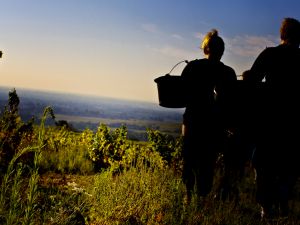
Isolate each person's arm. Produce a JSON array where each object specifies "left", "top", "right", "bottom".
[
  {"left": 219, "top": 67, "right": 238, "bottom": 129},
  {"left": 180, "top": 60, "right": 196, "bottom": 128},
  {"left": 245, "top": 48, "right": 271, "bottom": 82}
]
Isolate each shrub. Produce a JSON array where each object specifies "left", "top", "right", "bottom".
[{"left": 0, "top": 89, "right": 35, "bottom": 174}]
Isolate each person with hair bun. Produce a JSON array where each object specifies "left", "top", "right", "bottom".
[{"left": 181, "top": 29, "right": 237, "bottom": 201}]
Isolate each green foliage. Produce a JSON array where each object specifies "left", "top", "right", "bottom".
[
  {"left": 89, "top": 124, "right": 146, "bottom": 172},
  {"left": 87, "top": 124, "right": 182, "bottom": 173},
  {"left": 147, "top": 128, "right": 183, "bottom": 170},
  {"left": 0, "top": 89, "right": 35, "bottom": 173},
  {"left": 0, "top": 91, "right": 56, "bottom": 225},
  {"left": 37, "top": 177, "right": 89, "bottom": 225},
  {"left": 40, "top": 126, "right": 94, "bottom": 174},
  {"left": 89, "top": 123, "right": 123, "bottom": 169}
]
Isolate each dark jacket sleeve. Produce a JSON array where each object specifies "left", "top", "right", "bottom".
[
  {"left": 246, "top": 47, "right": 271, "bottom": 82},
  {"left": 180, "top": 61, "right": 194, "bottom": 125}
]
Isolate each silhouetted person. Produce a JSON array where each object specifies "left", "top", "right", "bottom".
[
  {"left": 218, "top": 71, "right": 260, "bottom": 202},
  {"left": 244, "top": 17, "right": 300, "bottom": 218},
  {"left": 181, "top": 29, "right": 237, "bottom": 201}
]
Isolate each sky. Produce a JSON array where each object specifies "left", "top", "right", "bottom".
[{"left": 0, "top": 0, "right": 299, "bottom": 103}]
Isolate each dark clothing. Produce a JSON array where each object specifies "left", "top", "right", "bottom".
[
  {"left": 247, "top": 44, "right": 300, "bottom": 216},
  {"left": 219, "top": 80, "right": 263, "bottom": 201},
  {"left": 182, "top": 59, "right": 237, "bottom": 129},
  {"left": 248, "top": 45, "right": 300, "bottom": 166},
  {"left": 181, "top": 58, "right": 237, "bottom": 198}
]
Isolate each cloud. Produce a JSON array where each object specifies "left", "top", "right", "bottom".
[
  {"left": 150, "top": 45, "right": 198, "bottom": 59},
  {"left": 141, "top": 24, "right": 184, "bottom": 41},
  {"left": 194, "top": 32, "right": 279, "bottom": 58},
  {"left": 194, "top": 32, "right": 205, "bottom": 40},
  {"left": 144, "top": 24, "right": 279, "bottom": 62},
  {"left": 152, "top": 46, "right": 187, "bottom": 58},
  {"left": 225, "top": 34, "right": 279, "bottom": 57},
  {"left": 171, "top": 34, "right": 184, "bottom": 40},
  {"left": 141, "top": 23, "right": 185, "bottom": 41},
  {"left": 141, "top": 23, "right": 159, "bottom": 33}
]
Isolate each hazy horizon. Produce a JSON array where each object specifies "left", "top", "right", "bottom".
[
  {"left": 0, "top": 85, "right": 185, "bottom": 117},
  {"left": 0, "top": 84, "right": 158, "bottom": 104}
]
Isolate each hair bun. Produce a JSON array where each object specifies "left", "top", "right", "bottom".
[
  {"left": 201, "top": 28, "right": 224, "bottom": 56},
  {"left": 209, "top": 29, "right": 219, "bottom": 37}
]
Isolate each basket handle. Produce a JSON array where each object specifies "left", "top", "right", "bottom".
[{"left": 167, "top": 60, "right": 189, "bottom": 75}]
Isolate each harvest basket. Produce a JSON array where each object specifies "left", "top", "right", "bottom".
[{"left": 154, "top": 74, "right": 186, "bottom": 108}]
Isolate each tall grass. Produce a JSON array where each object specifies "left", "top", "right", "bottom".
[
  {"left": 0, "top": 106, "right": 80, "bottom": 225},
  {"left": 86, "top": 143, "right": 300, "bottom": 225},
  {"left": 90, "top": 161, "right": 185, "bottom": 224},
  {"left": 89, "top": 161, "right": 261, "bottom": 225},
  {"left": 0, "top": 146, "right": 38, "bottom": 224}
]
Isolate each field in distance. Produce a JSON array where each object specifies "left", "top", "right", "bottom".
[{"left": 0, "top": 86, "right": 184, "bottom": 140}]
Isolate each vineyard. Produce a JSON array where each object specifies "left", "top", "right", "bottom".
[{"left": 0, "top": 89, "right": 299, "bottom": 225}]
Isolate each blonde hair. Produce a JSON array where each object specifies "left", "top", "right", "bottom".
[{"left": 201, "top": 29, "right": 224, "bottom": 56}]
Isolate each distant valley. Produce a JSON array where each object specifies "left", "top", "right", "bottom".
[{"left": 0, "top": 86, "right": 184, "bottom": 141}]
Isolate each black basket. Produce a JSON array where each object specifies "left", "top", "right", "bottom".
[{"left": 154, "top": 74, "right": 186, "bottom": 108}]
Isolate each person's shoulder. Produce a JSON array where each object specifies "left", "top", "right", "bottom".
[
  {"left": 223, "top": 64, "right": 235, "bottom": 72},
  {"left": 181, "top": 59, "right": 203, "bottom": 76},
  {"left": 260, "top": 45, "right": 299, "bottom": 59},
  {"left": 220, "top": 62, "right": 235, "bottom": 74},
  {"left": 219, "top": 63, "right": 237, "bottom": 80},
  {"left": 260, "top": 46, "right": 279, "bottom": 55},
  {"left": 188, "top": 58, "right": 205, "bottom": 65},
  {"left": 184, "top": 58, "right": 206, "bottom": 69},
  {"left": 276, "top": 44, "right": 300, "bottom": 54}
]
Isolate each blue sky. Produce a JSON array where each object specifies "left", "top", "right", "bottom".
[{"left": 0, "top": 0, "right": 299, "bottom": 103}]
